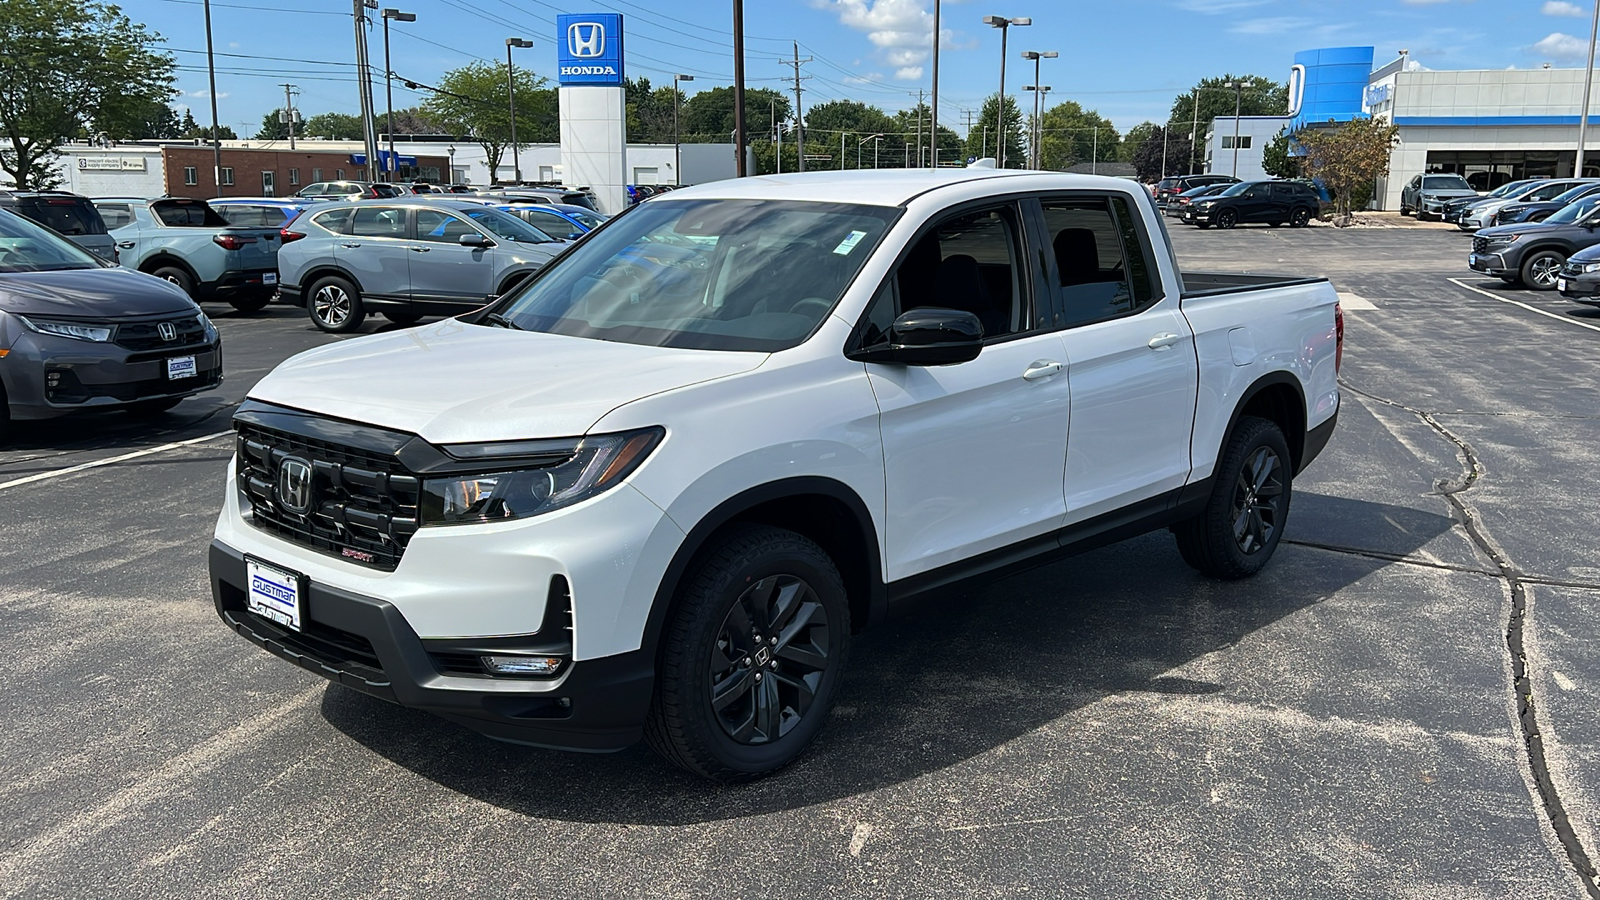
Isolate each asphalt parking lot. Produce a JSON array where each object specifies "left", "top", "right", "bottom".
[{"left": 3, "top": 221, "right": 1600, "bottom": 898}]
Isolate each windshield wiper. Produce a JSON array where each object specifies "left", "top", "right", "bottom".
[{"left": 480, "top": 312, "right": 524, "bottom": 330}]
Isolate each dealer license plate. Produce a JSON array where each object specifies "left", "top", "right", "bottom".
[
  {"left": 1468, "top": 254, "right": 1478, "bottom": 266},
  {"left": 263, "top": 272, "right": 278, "bottom": 285},
  {"left": 1559, "top": 278, "right": 1569, "bottom": 292},
  {"left": 246, "top": 558, "right": 304, "bottom": 631},
  {"left": 166, "top": 355, "right": 196, "bottom": 380}
]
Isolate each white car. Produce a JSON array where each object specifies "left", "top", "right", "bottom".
[{"left": 210, "top": 169, "right": 1342, "bottom": 781}]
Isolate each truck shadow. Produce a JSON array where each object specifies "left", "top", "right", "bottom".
[{"left": 320, "top": 493, "right": 1457, "bottom": 823}]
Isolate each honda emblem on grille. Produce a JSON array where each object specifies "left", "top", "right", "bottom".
[
  {"left": 277, "top": 458, "right": 313, "bottom": 516},
  {"left": 157, "top": 321, "right": 177, "bottom": 341}
]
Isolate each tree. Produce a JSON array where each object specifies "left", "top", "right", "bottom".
[
  {"left": 182, "top": 123, "right": 236, "bottom": 141},
  {"left": 680, "top": 86, "right": 789, "bottom": 144},
  {"left": 625, "top": 77, "right": 682, "bottom": 144},
  {"left": 1131, "top": 126, "right": 1194, "bottom": 181},
  {"left": 101, "top": 99, "right": 182, "bottom": 141},
  {"left": 1118, "top": 121, "right": 1159, "bottom": 163},
  {"left": 1294, "top": 116, "right": 1400, "bottom": 221},
  {"left": 388, "top": 106, "right": 446, "bottom": 136},
  {"left": 423, "top": 61, "right": 554, "bottom": 183},
  {"left": 0, "top": 0, "right": 176, "bottom": 188},
  {"left": 1260, "top": 129, "right": 1298, "bottom": 179},
  {"left": 1168, "top": 74, "right": 1287, "bottom": 172},
  {"left": 1036, "top": 101, "right": 1119, "bottom": 170},
  {"left": 965, "top": 93, "right": 1024, "bottom": 167},
  {"left": 257, "top": 108, "right": 290, "bottom": 141},
  {"left": 303, "top": 112, "right": 365, "bottom": 141}
]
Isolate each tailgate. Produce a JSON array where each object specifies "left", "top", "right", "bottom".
[{"left": 223, "top": 227, "right": 281, "bottom": 270}]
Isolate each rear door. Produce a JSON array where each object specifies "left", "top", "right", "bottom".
[
  {"left": 1036, "top": 192, "right": 1199, "bottom": 525},
  {"left": 334, "top": 205, "right": 412, "bottom": 301},
  {"left": 94, "top": 201, "right": 143, "bottom": 266},
  {"left": 408, "top": 208, "right": 494, "bottom": 308}
]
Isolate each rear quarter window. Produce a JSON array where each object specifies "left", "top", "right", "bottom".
[{"left": 19, "top": 199, "right": 107, "bottom": 236}]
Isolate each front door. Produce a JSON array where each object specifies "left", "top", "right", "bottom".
[
  {"left": 864, "top": 202, "right": 1072, "bottom": 582},
  {"left": 261, "top": 171, "right": 275, "bottom": 197},
  {"left": 1037, "top": 193, "right": 1198, "bottom": 525},
  {"left": 408, "top": 208, "right": 494, "bottom": 308}
]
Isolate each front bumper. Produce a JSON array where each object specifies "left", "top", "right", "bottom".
[
  {"left": 1559, "top": 269, "right": 1600, "bottom": 305},
  {"left": 0, "top": 331, "right": 222, "bottom": 420},
  {"left": 210, "top": 539, "right": 655, "bottom": 751},
  {"left": 1468, "top": 249, "right": 1516, "bottom": 278}
]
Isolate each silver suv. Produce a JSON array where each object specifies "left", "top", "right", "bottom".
[{"left": 277, "top": 198, "right": 565, "bottom": 333}]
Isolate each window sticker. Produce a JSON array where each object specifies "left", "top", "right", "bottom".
[{"left": 833, "top": 230, "right": 868, "bottom": 255}]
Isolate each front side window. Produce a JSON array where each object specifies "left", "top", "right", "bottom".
[
  {"left": 522, "top": 209, "right": 583, "bottom": 240},
  {"left": 461, "top": 206, "right": 553, "bottom": 243},
  {"left": 495, "top": 199, "right": 897, "bottom": 352},
  {"left": 1040, "top": 195, "right": 1156, "bottom": 328},
  {"left": 413, "top": 209, "right": 478, "bottom": 243},
  {"left": 95, "top": 203, "right": 134, "bottom": 230}
]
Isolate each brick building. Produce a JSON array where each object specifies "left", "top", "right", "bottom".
[{"left": 160, "top": 146, "right": 450, "bottom": 199}]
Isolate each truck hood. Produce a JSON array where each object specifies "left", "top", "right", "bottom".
[
  {"left": 248, "top": 320, "right": 768, "bottom": 442},
  {"left": 0, "top": 266, "right": 196, "bottom": 318}
]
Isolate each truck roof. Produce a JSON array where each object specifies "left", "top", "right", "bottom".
[{"left": 661, "top": 169, "right": 1142, "bottom": 207}]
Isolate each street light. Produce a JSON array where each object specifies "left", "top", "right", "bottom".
[
  {"left": 1020, "top": 50, "right": 1056, "bottom": 169},
  {"left": 674, "top": 74, "right": 694, "bottom": 186},
  {"left": 381, "top": 9, "right": 415, "bottom": 183},
  {"left": 858, "top": 133, "right": 885, "bottom": 169},
  {"left": 1024, "top": 84, "right": 1051, "bottom": 170},
  {"left": 505, "top": 37, "right": 534, "bottom": 185},
  {"left": 1229, "top": 79, "right": 1244, "bottom": 179},
  {"left": 982, "top": 15, "right": 1030, "bottom": 169}
]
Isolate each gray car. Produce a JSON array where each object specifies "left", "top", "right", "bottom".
[
  {"left": 0, "top": 190, "right": 118, "bottom": 264},
  {"left": 277, "top": 197, "right": 565, "bottom": 333},
  {"left": 1460, "top": 179, "right": 1593, "bottom": 231},
  {"left": 0, "top": 209, "right": 221, "bottom": 436}
]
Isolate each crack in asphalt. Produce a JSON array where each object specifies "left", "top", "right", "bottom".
[{"left": 1341, "top": 378, "right": 1600, "bottom": 898}]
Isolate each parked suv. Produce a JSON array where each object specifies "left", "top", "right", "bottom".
[
  {"left": 1399, "top": 173, "right": 1479, "bottom": 219},
  {"left": 1444, "top": 179, "right": 1537, "bottom": 225},
  {"left": 1154, "top": 173, "right": 1237, "bottom": 206},
  {"left": 1183, "top": 180, "right": 1320, "bottom": 228},
  {"left": 478, "top": 186, "right": 600, "bottom": 212},
  {"left": 1491, "top": 182, "right": 1600, "bottom": 226},
  {"left": 1461, "top": 179, "right": 1589, "bottom": 231},
  {"left": 0, "top": 209, "right": 221, "bottom": 436},
  {"left": 1468, "top": 195, "right": 1600, "bottom": 289},
  {"left": 0, "top": 190, "right": 117, "bottom": 263},
  {"left": 277, "top": 197, "right": 565, "bottom": 332},
  {"left": 293, "top": 181, "right": 399, "bottom": 201},
  {"left": 93, "top": 196, "right": 284, "bottom": 312}
]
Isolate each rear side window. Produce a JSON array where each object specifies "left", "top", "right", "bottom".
[
  {"left": 216, "top": 204, "right": 269, "bottom": 227},
  {"left": 1041, "top": 195, "right": 1157, "bottom": 328},
  {"left": 310, "top": 208, "right": 354, "bottom": 234},
  {"left": 151, "top": 199, "right": 229, "bottom": 227},
  {"left": 348, "top": 207, "right": 406, "bottom": 238},
  {"left": 19, "top": 198, "right": 107, "bottom": 236},
  {"left": 96, "top": 203, "right": 134, "bottom": 230}
]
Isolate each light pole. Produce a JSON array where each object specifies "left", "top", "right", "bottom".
[
  {"left": 930, "top": 0, "right": 941, "bottom": 169},
  {"left": 982, "top": 15, "right": 1030, "bottom": 168},
  {"left": 858, "top": 133, "right": 884, "bottom": 169},
  {"left": 1020, "top": 50, "right": 1056, "bottom": 169},
  {"left": 381, "top": 9, "right": 414, "bottom": 183},
  {"left": 1024, "top": 84, "right": 1050, "bottom": 169},
  {"left": 505, "top": 38, "right": 533, "bottom": 185},
  {"left": 673, "top": 73, "right": 694, "bottom": 186},
  {"left": 203, "top": 0, "right": 223, "bottom": 192},
  {"left": 1229, "top": 80, "right": 1244, "bottom": 178},
  {"left": 447, "top": 145, "right": 455, "bottom": 185},
  {"left": 1579, "top": 4, "right": 1599, "bottom": 176}
]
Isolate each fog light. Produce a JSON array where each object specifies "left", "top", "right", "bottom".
[
  {"left": 46, "top": 371, "right": 62, "bottom": 387},
  {"left": 480, "top": 655, "right": 564, "bottom": 676}
]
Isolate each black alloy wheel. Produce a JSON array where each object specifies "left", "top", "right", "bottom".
[
  {"left": 1173, "top": 415, "right": 1293, "bottom": 579},
  {"left": 1521, "top": 250, "right": 1564, "bottom": 292},
  {"left": 1216, "top": 209, "right": 1239, "bottom": 229},
  {"left": 1230, "top": 445, "right": 1285, "bottom": 555},
  {"left": 708, "top": 574, "right": 832, "bottom": 745},
  {"left": 1289, "top": 207, "right": 1312, "bottom": 228}
]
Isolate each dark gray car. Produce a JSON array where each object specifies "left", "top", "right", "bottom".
[
  {"left": 1468, "top": 196, "right": 1600, "bottom": 290},
  {"left": 0, "top": 210, "right": 222, "bottom": 436},
  {"left": 0, "top": 190, "right": 118, "bottom": 264},
  {"left": 276, "top": 197, "right": 565, "bottom": 333}
]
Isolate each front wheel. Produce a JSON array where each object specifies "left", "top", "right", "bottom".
[
  {"left": 645, "top": 525, "right": 851, "bottom": 782},
  {"left": 307, "top": 276, "right": 366, "bottom": 333},
  {"left": 1173, "top": 415, "right": 1292, "bottom": 579},
  {"left": 1521, "top": 250, "right": 1564, "bottom": 291},
  {"left": 1216, "top": 209, "right": 1238, "bottom": 229}
]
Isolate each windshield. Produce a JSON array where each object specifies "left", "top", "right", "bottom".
[
  {"left": 1487, "top": 180, "right": 1531, "bottom": 198},
  {"left": 20, "top": 198, "right": 108, "bottom": 236},
  {"left": 1423, "top": 175, "right": 1472, "bottom": 191},
  {"left": 493, "top": 199, "right": 898, "bottom": 352},
  {"left": 0, "top": 209, "right": 103, "bottom": 273},
  {"left": 1545, "top": 197, "right": 1600, "bottom": 225},
  {"left": 462, "top": 206, "right": 555, "bottom": 243}
]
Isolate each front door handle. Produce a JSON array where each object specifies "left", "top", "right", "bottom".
[
  {"left": 1148, "top": 332, "right": 1182, "bottom": 350},
  {"left": 409, "top": 246, "right": 430, "bottom": 252},
  {"left": 1022, "top": 360, "right": 1063, "bottom": 381}
]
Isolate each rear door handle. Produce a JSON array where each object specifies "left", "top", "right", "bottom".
[
  {"left": 409, "top": 246, "right": 430, "bottom": 252},
  {"left": 1148, "top": 332, "right": 1181, "bottom": 350},
  {"left": 1022, "top": 360, "right": 1063, "bottom": 381},
  {"left": 340, "top": 242, "right": 362, "bottom": 248},
  {"left": 116, "top": 241, "right": 136, "bottom": 249}
]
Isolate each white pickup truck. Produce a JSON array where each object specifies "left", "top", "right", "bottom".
[{"left": 209, "top": 170, "right": 1341, "bottom": 782}]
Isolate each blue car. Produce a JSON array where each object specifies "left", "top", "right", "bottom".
[
  {"left": 208, "top": 197, "right": 318, "bottom": 229},
  {"left": 497, "top": 202, "right": 607, "bottom": 242}
]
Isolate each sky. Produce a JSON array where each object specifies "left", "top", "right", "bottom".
[{"left": 127, "top": 0, "right": 1590, "bottom": 138}]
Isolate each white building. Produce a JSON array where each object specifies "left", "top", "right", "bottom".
[{"left": 1203, "top": 115, "right": 1291, "bottom": 182}]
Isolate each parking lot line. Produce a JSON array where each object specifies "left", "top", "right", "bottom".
[
  {"left": 0, "top": 431, "right": 232, "bottom": 492},
  {"left": 1448, "top": 278, "right": 1600, "bottom": 335}
]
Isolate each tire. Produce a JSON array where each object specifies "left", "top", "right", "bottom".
[
  {"left": 645, "top": 524, "right": 851, "bottom": 782},
  {"left": 307, "top": 276, "right": 366, "bottom": 333},
  {"left": 1216, "top": 209, "right": 1238, "bottom": 229},
  {"left": 1520, "top": 250, "right": 1564, "bottom": 292},
  {"left": 1268, "top": 220, "right": 1284, "bottom": 228},
  {"left": 228, "top": 295, "right": 272, "bottom": 314},
  {"left": 1289, "top": 207, "right": 1311, "bottom": 228},
  {"left": 1400, "top": 206, "right": 1412, "bottom": 217},
  {"left": 382, "top": 311, "right": 423, "bottom": 326},
  {"left": 125, "top": 397, "right": 182, "bottom": 416},
  {"left": 1196, "top": 222, "right": 1212, "bottom": 230},
  {"left": 150, "top": 266, "right": 195, "bottom": 298},
  {"left": 1173, "top": 415, "right": 1293, "bottom": 580}
]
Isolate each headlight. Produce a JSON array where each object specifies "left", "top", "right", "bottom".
[
  {"left": 1485, "top": 234, "right": 1521, "bottom": 246},
  {"left": 18, "top": 315, "right": 112, "bottom": 342},
  {"left": 1195, "top": 200, "right": 1215, "bottom": 209},
  {"left": 198, "top": 311, "right": 218, "bottom": 339},
  {"left": 1582, "top": 262, "right": 1600, "bottom": 274},
  {"left": 420, "top": 427, "right": 663, "bottom": 526}
]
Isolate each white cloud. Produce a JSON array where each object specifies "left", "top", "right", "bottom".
[
  {"left": 895, "top": 66, "right": 923, "bottom": 79},
  {"left": 1533, "top": 31, "right": 1591, "bottom": 58},
  {"left": 1175, "top": 0, "right": 1271, "bottom": 12},
  {"left": 814, "top": 0, "right": 947, "bottom": 81},
  {"left": 1230, "top": 16, "right": 1310, "bottom": 33},
  {"left": 1543, "top": 0, "right": 1587, "bottom": 16},
  {"left": 181, "top": 89, "right": 230, "bottom": 99}
]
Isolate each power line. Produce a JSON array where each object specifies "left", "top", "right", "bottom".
[{"left": 151, "top": 0, "right": 347, "bottom": 16}]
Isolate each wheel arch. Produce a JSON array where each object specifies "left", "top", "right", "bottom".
[
  {"left": 642, "top": 477, "right": 886, "bottom": 669},
  {"left": 495, "top": 267, "right": 537, "bottom": 297},
  {"left": 299, "top": 264, "right": 362, "bottom": 293},
  {"left": 138, "top": 254, "right": 199, "bottom": 284},
  {"left": 1222, "top": 371, "right": 1308, "bottom": 474}
]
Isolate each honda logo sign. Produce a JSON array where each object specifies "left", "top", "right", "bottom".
[
  {"left": 556, "top": 13, "right": 624, "bottom": 86},
  {"left": 568, "top": 22, "right": 604, "bottom": 58}
]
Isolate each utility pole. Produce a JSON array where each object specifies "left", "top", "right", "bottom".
[
  {"left": 1190, "top": 87, "right": 1200, "bottom": 174},
  {"left": 1230, "top": 80, "right": 1243, "bottom": 178},
  {"left": 930, "top": 0, "right": 941, "bottom": 168},
  {"left": 281, "top": 83, "right": 299, "bottom": 150},
  {"left": 673, "top": 73, "right": 693, "bottom": 185},
  {"left": 203, "top": 0, "right": 222, "bottom": 192},
  {"left": 916, "top": 89, "right": 924, "bottom": 168},
  {"left": 733, "top": 0, "right": 748, "bottom": 177},
  {"left": 1579, "top": 0, "right": 1600, "bottom": 176},
  {"left": 506, "top": 38, "right": 533, "bottom": 185},
  {"left": 780, "top": 43, "right": 812, "bottom": 172},
  {"left": 352, "top": 0, "right": 379, "bottom": 183}
]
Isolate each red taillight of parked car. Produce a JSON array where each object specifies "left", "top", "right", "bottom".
[
  {"left": 213, "top": 233, "right": 253, "bottom": 251},
  {"left": 1334, "top": 302, "right": 1344, "bottom": 374},
  {"left": 279, "top": 227, "right": 306, "bottom": 243}
]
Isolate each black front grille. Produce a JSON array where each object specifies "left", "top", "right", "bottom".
[
  {"left": 115, "top": 315, "right": 208, "bottom": 351},
  {"left": 236, "top": 421, "right": 421, "bottom": 570},
  {"left": 1473, "top": 237, "right": 1489, "bottom": 254}
]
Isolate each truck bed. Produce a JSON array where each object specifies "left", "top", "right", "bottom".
[{"left": 1181, "top": 271, "right": 1329, "bottom": 298}]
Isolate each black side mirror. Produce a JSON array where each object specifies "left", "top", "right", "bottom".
[
  {"left": 853, "top": 308, "right": 984, "bottom": 366},
  {"left": 459, "top": 232, "right": 493, "bottom": 248}
]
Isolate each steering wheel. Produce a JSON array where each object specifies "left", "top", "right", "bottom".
[{"left": 789, "top": 297, "right": 833, "bottom": 318}]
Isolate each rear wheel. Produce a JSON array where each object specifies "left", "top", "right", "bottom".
[
  {"left": 645, "top": 524, "right": 850, "bottom": 782},
  {"left": 228, "top": 295, "right": 272, "bottom": 314},
  {"left": 307, "top": 276, "right": 366, "bottom": 333},
  {"left": 1289, "top": 207, "right": 1312, "bottom": 228},
  {"left": 1216, "top": 209, "right": 1238, "bottom": 229},
  {"left": 150, "top": 266, "right": 195, "bottom": 298},
  {"left": 1196, "top": 222, "right": 1212, "bottom": 230},
  {"left": 1521, "top": 250, "right": 1564, "bottom": 291},
  {"left": 1174, "top": 415, "right": 1292, "bottom": 579}
]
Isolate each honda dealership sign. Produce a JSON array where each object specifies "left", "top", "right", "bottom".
[{"left": 557, "top": 13, "right": 624, "bottom": 86}]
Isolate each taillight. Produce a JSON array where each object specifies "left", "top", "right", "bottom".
[
  {"left": 1334, "top": 302, "right": 1344, "bottom": 374},
  {"left": 213, "top": 233, "right": 252, "bottom": 251},
  {"left": 280, "top": 228, "right": 306, "bottom": 243}
]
